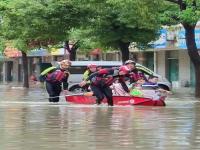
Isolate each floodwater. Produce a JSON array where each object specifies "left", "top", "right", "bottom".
[{"left": 0, "top": 85, "right": 200, "bottom": 150}]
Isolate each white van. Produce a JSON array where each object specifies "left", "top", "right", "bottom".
[
  {"left": 68, "top": 61, "right": 171, "bottom": 92},
  {"left": 68, "top": 61, "right": 122, "bottom": 83}
]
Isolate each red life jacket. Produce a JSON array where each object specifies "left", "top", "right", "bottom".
[
  {"left": 46, "top": 70, "right": 65, "bottom": 83},
  {"left": 130, "top": 73, "right": 139, "bottom": 81},
  {"left": 91, "top": 68, "right": 120, "bottom": 86},
  {"left": 91, "top": 76, "right": 114, "bottom": 86},
  {"left": 130, "top": 72, "right": 145, "bottom": 81}
]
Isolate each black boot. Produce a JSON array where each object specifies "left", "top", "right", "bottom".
[
  {"left": 107, "top": 99, "right": 113, "bottom": 106},
  {"left": 52, "top": 97, "right": 59, "bottom": 103},
  {"left": 49, "top": 98, "right": 53, "bottom": 102},
  {"left": 96, "top": 99, "right": 101, "bottom": 105}
]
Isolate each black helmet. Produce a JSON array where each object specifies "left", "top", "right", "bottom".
[{"left": 124, "top": 60, "right": 136, "bottom": 65}]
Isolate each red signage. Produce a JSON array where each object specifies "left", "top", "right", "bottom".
[
  {"left": 4, "top": 47, "right": 22, "bottom": 58},
  {"left": 90, "top": 48, "right": 101, "bottom": 55}
]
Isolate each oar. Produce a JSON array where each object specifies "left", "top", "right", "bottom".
[{"left": 49, "top": 93, "right": 84, "bottom": 99}]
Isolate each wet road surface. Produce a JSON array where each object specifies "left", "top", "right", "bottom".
[{"left": 0, "top": 86, "right": 200, "bottom": 150}]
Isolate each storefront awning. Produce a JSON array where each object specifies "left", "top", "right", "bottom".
[
  {"left": 90, "top": 48, "right": 101, "bottom": 55},
  {"left": 28, "top": 48, "right": 49, "bottom": 56},
  {"left": 4, "top": 47, "right": 22, "bottom": 58}
]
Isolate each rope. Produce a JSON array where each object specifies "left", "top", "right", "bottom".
[
  {"left": 35, "top": 92, "right": 84, "bottom": 101},
  {"left": 49, "top": 93, "right": 84, "bottom": 99}
]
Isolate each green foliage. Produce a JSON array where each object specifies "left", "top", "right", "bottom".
[
  {"left": 0, "top": 37, "right": 6, "bottom": 52},
  {"left": 0, "top": 0, "right": 90, "bottom": 52},
  {"left": 68, "top": 28, "right": 105, "bottom": 53},
  {"left": 76, "top": 0, "right": 161, "bottom": 50},
  {"left": 0, "top": 0, "right": 48, "bottom": 51},
  {"left": 180, "top": 7, "right": 200, "bottom": 24},
  {"left": 162, "top": 0, "right": 200, "bottom": 26},
  {"left": 159, "top": 1, "right": 180, "bottom": 25},
  {"left": 0, "top": 0, "right": 165, "bottom": 54}
]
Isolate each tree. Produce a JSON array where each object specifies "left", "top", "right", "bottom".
[
  {"left": 63, "top": 40, "right": 80, "bottom": 61},
  {"left": 0, "top": 0, "right": 89, "bottom": 87},
  {"left": 76, "top": 0, "right": 161, "bottom": 62},
  {"left": 0, "top": 37, "right": 6, "bottom": 53},
  {"left": 162, "top": 0, "right": 200, "bottom": 97},
  {"left": 66, "top": 28, "right": 105, "bottom": 60}
]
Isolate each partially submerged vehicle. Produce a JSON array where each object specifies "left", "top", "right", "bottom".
[{"left": 68, "top": 61, "right": 171, "bottom": 92}]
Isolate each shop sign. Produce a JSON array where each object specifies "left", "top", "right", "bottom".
[
  {"left": 28, "top": 48, "right": 49, "bottom": 56},
  {"left": 51, "top": 48, "right": 69, "bottom": 55},
  {"left": 4, "top": 47, "right": 22, "bottom": 58},
  {"left": 177, "top": 29, "right": 200, "bottom": 49},
  {"left": 152, "top": 29, "right": 167, "bottom": 49},
  {"left": 90, "top": 48, "right": 101, "bottom": 55}
]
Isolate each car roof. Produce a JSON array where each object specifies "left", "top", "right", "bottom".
[
  {"left": 70, "top": 60, "right": 156, "bottom": 74},
  {"left": 52, "top": 60, "right": 159, "bottom": 75},
  {"left": 70, "top": 61, "right": 123, "bottom": 66}
]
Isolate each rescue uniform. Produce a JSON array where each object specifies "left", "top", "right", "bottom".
[
  {"left": 82, "top": 70, "right": 94, "bottom": 91},
  {"left": 128, "top": 69, "right": 147, "bottom": 83},
  {"left": 40, "top": 67, "right": 69, "bottom": 102},
  {"left": 86, "top": 68, "right": 128, "bottom": 106}
]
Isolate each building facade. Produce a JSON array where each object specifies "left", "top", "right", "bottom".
[{"left": 103, "top": 25, "right": 198, "bottom": 89}]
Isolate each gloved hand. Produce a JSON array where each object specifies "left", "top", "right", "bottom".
[
  {"left": 63, "top": 90, "right": 69, "bottom": 94},
  {"left": 79, "top": 81, "right": 87, "bottom": 87},
  {"left": 84, "top": 92, "right": 94, "bottom": 97}
]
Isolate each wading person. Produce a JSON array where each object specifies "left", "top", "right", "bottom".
[
  {"left": 124, "top": 59, "right": 147, "bottom": 83},
  {"left": 82, "top": 63, "right": 98, "bottom": 91},
  {"left": 39, "top": 60, "right": 71, "bottom": 102},
  {"left": 80, "top": 65, "right": 130, "bottom": 106}
]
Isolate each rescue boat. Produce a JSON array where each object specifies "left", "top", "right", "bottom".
[{"left": 65, "top": 94, "right": 166, "bottom": 106}]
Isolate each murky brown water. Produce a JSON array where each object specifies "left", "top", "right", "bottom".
[{"left": 0, "top": 86, "right": 200, "bottom": 150}]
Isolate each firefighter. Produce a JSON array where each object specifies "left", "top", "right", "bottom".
[
  {"left": 39, "top": 60, "right": 71, "bottom": 102},
  {"left": 80, "top": 65, "right": 130, "bottom": 106}
]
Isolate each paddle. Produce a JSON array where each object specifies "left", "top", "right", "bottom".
[{"left": 34, "top": 93, "right": 84, "bottom": 101}]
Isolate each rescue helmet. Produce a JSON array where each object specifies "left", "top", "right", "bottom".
[
  {"left": 119, "top": 65, "right": 130, "bottom": 74},
  {"left": 59, "top": 59, "right": 71, "bottom": 69},
  {"left": 124, "top": 60, "right": 136, "bottom": 65},
  {"left": 60, "top": 59, "right": 71, "bottom": 65},
  {"left": 87, "top": 63, "right": 97, "bottom": 68}
]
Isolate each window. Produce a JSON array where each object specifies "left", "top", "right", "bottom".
[{"left": 68, "top": 66, "right": 87, "bottom": 74}]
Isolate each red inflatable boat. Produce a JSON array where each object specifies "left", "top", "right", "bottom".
[{"left": 65, "top": 94, "right": 166, "bottom": 106}]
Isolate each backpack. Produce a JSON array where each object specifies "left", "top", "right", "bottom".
[{"left": 39, "top": 66, "right": 56, "bottom": 82}]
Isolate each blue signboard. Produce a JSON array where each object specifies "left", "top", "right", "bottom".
[
  {"left": 178, "top": 29, "right": 200, "bottom": 49},
  {"left": 152, "top": 29, "right": 167, "bottom": 49},
  {"left": 28, "top": 48, "right": 49, "bottom": 56}
]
